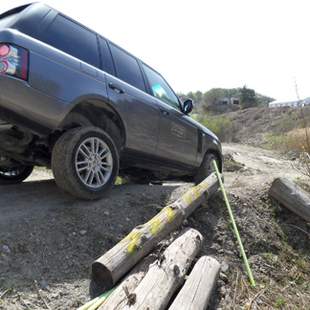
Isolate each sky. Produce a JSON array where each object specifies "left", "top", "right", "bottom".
[{"left": 1, "top": 0, "right": 309, "bottom": 101}]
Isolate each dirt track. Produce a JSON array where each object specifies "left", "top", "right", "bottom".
[
  {"left": 0, "top": 144, "right": 309, "bottom": 309},
  {"left": 223, "top": 143, "right": 303, "bottom": 197}
]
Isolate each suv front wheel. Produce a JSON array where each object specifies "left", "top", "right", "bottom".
[
  {"left": 194, "top": 152, "right": 219, "bottom": 184},
  {"left": 52, "top": 127, "right": 119, "bottom": 200}
]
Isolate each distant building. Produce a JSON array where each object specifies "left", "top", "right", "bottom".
[
  {"left": 269, "top": 100, "right": 300, "bottom": 108},
  {"left": 269, "top": 98, "right": 310, "bottom": 108},
  {"left": 302, "top": 97, "right": 310, "bottom": 106},
  {"left": 217, "top": 97, "right": 240, "bottom": 105}
]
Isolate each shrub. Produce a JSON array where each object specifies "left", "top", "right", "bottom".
[
  {"left": 277, "top": 111, "right": 302, "bottom": 133},
  {"left": 286, "top": 128, "right": 310, "bottom": 178},
  {"left": 194, "top": 115, "right": 236, "bottom": 142},
  {"left": 299, "top": 151, "right": 310, "bottom": 178},
  {"left": 264, "top": 128, "right": 310, "bottom": 152},
  {"left": 264, "top": 128, "right": 310, "bottom": 179},
  {"left": 286, "top": 128, "right": 310, "bottom": 152}
]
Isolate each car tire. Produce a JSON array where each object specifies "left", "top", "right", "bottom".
[
  {"left": 194, "top": 152, "right": 219, "bottom": 184},
  {"left": 0, "top": 165, "right": 33, "bottom": 185},
  {"left": 51, "top": 126, "right": 119, "bottom": 200}
]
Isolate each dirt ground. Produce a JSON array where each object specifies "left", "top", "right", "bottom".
[{"left": 0, "top": 144, "right": 309, "bottom": 309}]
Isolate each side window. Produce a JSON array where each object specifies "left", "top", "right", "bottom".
[
  {"left": 0, "top": 4, "right": 29, "bottom": 29},
  {"left": 99, "top": 38, "right": 114, "bottom": 75},
  {"left": 142, "top": 64, "right": 180, "bottom": 110},
  {"left": 44, "top": 15, "right": 99, "bottom": 67},
  {"left": 0, "top": 13, "right": 19, "bottom": 29},
  {"left": 109, "top": 44, "right": 146, "bottom": 92}
]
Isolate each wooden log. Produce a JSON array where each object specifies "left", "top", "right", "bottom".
[
  {"left": 98, "top": 254, "right": 155, "bottom": 310},
  {"left": 100, "top": 228, "right": 203, "bottom": 310},
  {"left": 169, "top": 256, "right": 220, "bottom": 310},
  {"left": 92, "top": 173, "right": 219, "bottom": 290},
  {"left": 269, "top": 177, "right": 310, "bottom": 222}
]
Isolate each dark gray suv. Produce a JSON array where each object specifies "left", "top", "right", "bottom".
[{"left": 0, "top": 3, "right": 222, "bottom": 199}]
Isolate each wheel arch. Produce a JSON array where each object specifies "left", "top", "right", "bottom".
[
  {"left": 205, "top": 149, "right": 223, "bottom": 173},
  {"left": 59, "top": 96, "right": 127, "bottom": 150}
]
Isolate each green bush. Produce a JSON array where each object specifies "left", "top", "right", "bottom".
[
  {"left": 263, "top": 133, "right": 288, "bottom": 150},
  {"left": 194, "top": 115, "right": 235, "bottom": 142}
]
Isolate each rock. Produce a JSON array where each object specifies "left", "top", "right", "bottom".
[
  {"left": 40, "top": 279, "right": 49, "bottom": 290},
  {"left": 225, "top": 250, "right": 234, "bottom": 256},
  {"left": 2, "top": 245, "right": 11, "bottom": 254},
  {"left": 221, "top": 261, "right": 229, "bottom": 272},
  {"left": 51, "top": 292, "right": 60, "bottom": 299},
  {"left": 210, "top": 243, "right": 221, "bottom": 251},
  {"left": 79, "top": 230, "right": 87, "bottom": 236},
  {"left": 219, "top": 272, "right": 228, "bottom": 283},
  {"left": 224, "top": 296, "right": 232, "bottom": 305},
  {"left": 218, "top": 279, "right": 226, "bottom": 287},
  {"left": 219, "top": 286, "right": 226, "bottom": 297}
]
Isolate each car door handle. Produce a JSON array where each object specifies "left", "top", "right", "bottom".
[
  {"left": 160, "top": 108, "right": 169, "bottom": 116},
  {"left": 108, "top": 82, "right": 125, "bottom": 94}
]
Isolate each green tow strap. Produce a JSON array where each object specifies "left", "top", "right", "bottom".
[
  {"left": 212, "top": 160, "right": 256, "bottom": 287},
  {"left": 77, "top": 288, "right": 115, "bottom": 310}
]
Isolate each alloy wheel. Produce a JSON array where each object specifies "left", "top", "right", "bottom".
[{"left": 75, "top": 137, "right": 113, "bottom": 189}]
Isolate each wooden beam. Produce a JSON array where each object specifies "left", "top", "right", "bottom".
[
  {"left": 92, "top": 173, "right": 219, "bottom": 290},
  {"left": 98, "top": 254, "right": 155, "bottom": 310},
  {"left": 269, "top": 177, "right": 310, "bottom": 222},
  {"left": 169, "top": 256, "right": 220, "bottom": 310},
  {"left": 100, "top": 228, "right": 203, "bottom": 310}
]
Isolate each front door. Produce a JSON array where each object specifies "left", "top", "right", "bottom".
[
  {"left": 157, "top": 101, "right": 198, "bottom": 167},
  {"left": 142, "top": 64, "right": 198, "bottom": 167}
]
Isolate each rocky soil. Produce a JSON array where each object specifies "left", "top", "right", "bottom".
[{"left": 0, "top": 144, "right": 309, "bottom": 309}]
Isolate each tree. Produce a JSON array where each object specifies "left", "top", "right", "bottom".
[
  {"left": 179, "top": 87, "right": 274, "bottom": 114},
  {"left": 240, "top": 85, "right": 257, "bottom": 109}
]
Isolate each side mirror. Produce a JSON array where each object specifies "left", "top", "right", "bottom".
[{"left": 182, "top": 99, "right": 194, "bottom": 114}]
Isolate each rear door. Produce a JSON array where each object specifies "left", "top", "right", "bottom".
[
  {"left": 106, "top": 43, "right": 160, "bottom": 154},
  {"left": 142, "top": 64, "right": 198, "bottom": 167}
]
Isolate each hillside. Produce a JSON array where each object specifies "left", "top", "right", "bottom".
[{"left": 197, "top": 106, "right": 310, "bottom": 147}]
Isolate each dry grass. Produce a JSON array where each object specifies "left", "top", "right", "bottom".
[
  {"left": 265, "top": 127, "right": 309, "bottom": 152},
  {"left": 298, "top": 151, "right": 310, "bottom": 179},
  {"left": 229, "top": 272, "right": 309, "bottom": 309},
  {"left": 286, "top": 126, "right": 310, "bottom": 179},
  {"left": 294, "top": 106, "right": 310, "bottom": 179},
  {"left": 264, "top": 127, "right": 310, "bottom": 180},
  {"left": 227, "top": 248, "right": 310, "bottom": 309},
  {"left": 285, "top": 128, "right": 310, "bottom": 152}
]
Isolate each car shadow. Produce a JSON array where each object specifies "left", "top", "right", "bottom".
[{"left": 0, "top": 179, "right": 179, "bottom": 296}]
